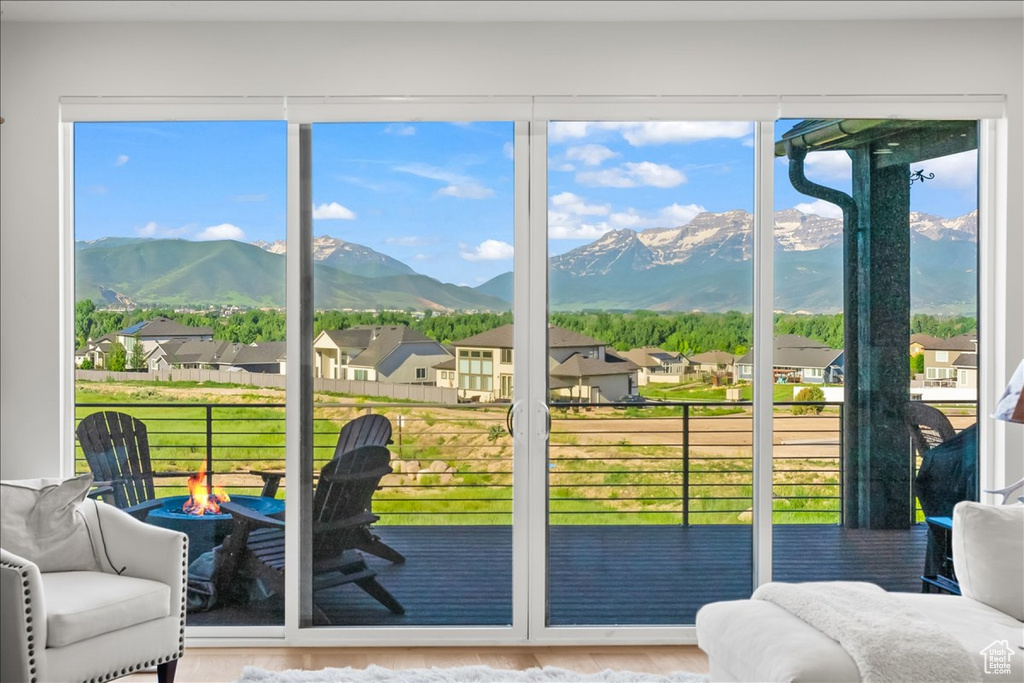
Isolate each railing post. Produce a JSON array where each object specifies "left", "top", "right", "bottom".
[
  {"left": 206, "top": 404, "right": 214, "bottom": 495},
  {"left": 838, "top": 402, "right": 844, "bottom": 526},
  {"left": 682, "top": 403, "right": 690, "bottom": 527}
]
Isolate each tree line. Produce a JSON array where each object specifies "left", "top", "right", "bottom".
[{"left": 75, "top": 302, "right": 976, "bottom": 357}]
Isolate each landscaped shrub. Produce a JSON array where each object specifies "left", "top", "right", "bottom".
[{"left": 792, "top": 386, "right": 826, "bottom": 415}]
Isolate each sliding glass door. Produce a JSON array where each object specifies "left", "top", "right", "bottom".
[{"left": 542, "top": 119, "right": 758, "bottom": 626}]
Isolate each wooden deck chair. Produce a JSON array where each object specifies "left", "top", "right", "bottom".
[
  {"left": 217, "top": 445, "right": 405, "bottom": 620},
  {"left": 75, "top": 411, "right": 189, "bottom": 520},
  {"left": 252, "top": 413, "right": 393, "bottom": 496}
]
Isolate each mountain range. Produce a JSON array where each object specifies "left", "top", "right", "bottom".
[{"left": 76, "top": 209, "right": 978, "bottom": 314}]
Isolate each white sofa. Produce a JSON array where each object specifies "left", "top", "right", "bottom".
[
  {"left": 1, "top": 491, "right": 187, "bottom": 683},
  {"left": 696, "top": 502, "right": 1024, "bottom": 682}
]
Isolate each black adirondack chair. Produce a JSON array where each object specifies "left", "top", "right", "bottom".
[
  {"left": 216, "top": 445, "right": 405, "bottom": 620},
  {"left": 252, "top": 414, "right": 394, "bottom": 497},
  {"left": 75, "top": 411, "right": 189, "bottom": 520}
]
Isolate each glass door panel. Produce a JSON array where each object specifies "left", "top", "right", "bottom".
[
  {"left": 306, "top": 122, "right": 516, "bottom": 626},
  {"left": 72, "top": 121, "right": 287, "bottom": 626},
  {"left": 771, "top": 118, "right": 980, "bottom": 590},
  {"left": 545, "top": 120, "right": 756, "bottom": 625}
]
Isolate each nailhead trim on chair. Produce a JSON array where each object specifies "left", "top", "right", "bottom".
[
  {"left": 0, "top": 559, "right": 39, "bottom": 683},
  {"left": 79, "top": 534, "right": 190, "bottom": 683}
]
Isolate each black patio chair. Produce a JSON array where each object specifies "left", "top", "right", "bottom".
[
  {"left": 216, "top": 445, "right": 405, "bottom": 620},
  {"left": 75, "top": 411, "right": 191, "bottom": 520}
]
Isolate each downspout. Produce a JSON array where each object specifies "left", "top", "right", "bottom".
[{"left": 783, "top": 141, "right": 860, "bottom": 527}]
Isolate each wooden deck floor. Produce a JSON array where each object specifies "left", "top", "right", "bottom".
[{"left": 187, "top": 524, "right": 928, "bottom": 628}]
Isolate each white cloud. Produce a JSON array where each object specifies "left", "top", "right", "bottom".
[
  {"left": 618, "top": 121, "right": 753, "bottom": 146},
  {"left": 502, "top": 142, "right": 515, "bottom": 160},
  {"left": 553, "top": 163, "right": 575, "bottom": 172},
  {"left": 395, "top": 163, "right": 494, "bottom": 199},
  {"left": 795, "top": 199, "right": 844, "bottom": 220},
  {"left": 313, "top": 202, "right": 357, "bottom": 220},
  {"left": 135, "top": 221, "right": 188, "bottom": 238},
  {"left": 566, "top": 144, "right": 618, "bottom": 166},
  {"left": 610, "top": 203, "right": 705, "bottom": 229},
  {"left": 913, "top": 150, "right": 977, "bottom": 189},
  {"left": 231, "top": 193, "right": 266, "bottom": 203},
  {"left": 576, "top": 161, "right": 686, "bottom": 188},
  {"left": 548, "top": 219, "right": 613, "bottom": 241},
  {"left": 115, "top": 154, "right": 129, "bottom": 166},
  {"left": 460, "top": 239, "right": 514, "bottom": 261},
  {"left": 549, "top": 122, "right": 592, "bottom": 143},
  {"left": 436, "top": 183, "right": 494, "bottom": 199},
  {"left": 551, "top": 191, "right": 610, "bottom": 216},
  {"left": 801, "top": 151, "right": 852, "bottom": 181},
  {"left": 196, "top": 223, "right": 246, "bottom": 241},
  {"left": 384, "top": 124, "right": 416, "bottom": 136}
]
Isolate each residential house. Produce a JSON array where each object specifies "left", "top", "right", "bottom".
[
  {"left": 690, "top": 351, "right": 741, "bottom": 384},
  {"left": 148, "top": 339, "right": 286, "bottom": 374},
  {"left": 75, "top": 317, "right": 213, "bottom": 368},
  {"left": 313, "top": 325, "right": 451, "bottom": 385},
  {"left": 618, "top": 347, "right": 692, "bottom": 386},
  {"left": 451, "top": 324, "right": 638, "bottom": 403},
  {"left": 735, "top": 335, "right": 844, "bottom": 384},
  {"left": 911, "top": 333, "right": 978, "bottom": 386}
]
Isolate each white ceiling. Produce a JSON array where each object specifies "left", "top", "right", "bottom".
[{"left": 1, "top": 0, "right": 1022, "bottom": 23}]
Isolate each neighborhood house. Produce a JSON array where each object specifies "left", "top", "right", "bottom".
[
  {"left": 313, "top": 325, "right": 451, "bottom": 385},
  {"left": 735, "top": 335, "right": 844, "bottom": 384}
]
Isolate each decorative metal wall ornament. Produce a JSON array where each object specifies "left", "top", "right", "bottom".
[{"left": 910, "top": 169, "right": 935, "bottom": 186}]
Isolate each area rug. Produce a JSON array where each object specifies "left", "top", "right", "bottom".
[{"left": 236, "top": 664, "right": 708, "bottom": 683}]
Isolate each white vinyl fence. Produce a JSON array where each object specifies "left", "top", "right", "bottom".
[{"left": 76, "top": 369, "right": 459, "bottom": 404}]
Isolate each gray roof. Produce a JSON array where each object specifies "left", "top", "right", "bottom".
[
  {"left": 153, "top": 339, "right": 285, "bottom": 366},
  {"left": 433, "top": 357, "right": 457, "bottom": 370},
  {"left": 619, "top": 347, "right": 683, "bottom": 368},
  {"left": 691, "top": 351, "right": 737, "bottom": 365},
  {"left": 349, "top": 326, "right": 439, "bottom": 368},
  {"left": 455, "top": 324, "right": 603, "bottom": 349},
  {"left": 320, "top": 328, "right": 375, "bottom": 349},
  {"left": 918, "top": 333, "right": 977, "bottom": 352},
  {"left": 736, "top": 335, "right": 842, "bottom": 369},
  {"left": 120, "top": 317, "right": 212, "bottom": 338},
  {"left": 952, "top": 352, "right": 977, "bottom": 368},
  {"left": 549, "top": 353, "right": 639, "bottom": 379}
]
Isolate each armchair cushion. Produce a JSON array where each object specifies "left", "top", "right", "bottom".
[
  {"left": 0, "top": 475, "right": 101, "bottom": 572},
  {"left": 952, "top": 500, "right": 1024, "bottom": 620},
  {"left": 41, "top": 571, "right": 170, "bottom": 648}
]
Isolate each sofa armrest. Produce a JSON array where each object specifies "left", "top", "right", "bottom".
[
  {"left": 1, "top": 549, "right": 46, "bottom": 683},
  {"left": 84, "top": 501, "right": 188, "bottom": 623}
]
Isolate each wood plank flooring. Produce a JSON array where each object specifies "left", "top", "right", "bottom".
[
  {"left": 123, "top": 646, "right": 711, "bottom": 683},
  {"left": 186, "top": 524, "right": 928, "bottom": 627}
]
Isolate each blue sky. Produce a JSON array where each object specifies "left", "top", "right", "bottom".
[{"left": 75, "top": 119, "right": 978, "bottom": 287}]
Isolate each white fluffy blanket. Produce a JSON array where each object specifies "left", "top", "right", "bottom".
[{"left": 753, "top": 581, "right": 981, "bottom": 683}]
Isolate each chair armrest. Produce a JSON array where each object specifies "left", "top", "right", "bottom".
[
  {"left": 122, "top": 497, "right": 166, "bottom": 521},
  {"left": 88, "top": 484, "right": 115, "bottom": 500},
  {"left": 1, "top": 549, "right": 46, "bottom": 682},
  {"left": 249, "top": 469, "right": 285, "bottom": 497},
  {"left": 220, "top": 500, "right": 286, "bottom": 530},
  {"left": 84, "top": 501, "right": 188, "bottom": 620},
  {"left": 318, "top": 512, "right": 378, "bottom": 535}
]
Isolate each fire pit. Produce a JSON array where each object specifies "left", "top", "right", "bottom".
[{"left": 147, "top": 494, "right": 284, "bottom": 564}]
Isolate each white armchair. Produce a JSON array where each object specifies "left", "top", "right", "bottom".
[{"left": 1, "top": 498, "right": 188, "bottom": 683}]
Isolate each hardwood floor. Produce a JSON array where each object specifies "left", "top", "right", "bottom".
[{"left": 123, "top": 646, "right": 710, "bottom": 682}]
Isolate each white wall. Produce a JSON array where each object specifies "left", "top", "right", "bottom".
[{"left": 2, "top": 20, "right": 1022, "bottom": 480}]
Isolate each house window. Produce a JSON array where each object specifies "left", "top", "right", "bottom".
[
  {"left": 458, "top": 349, "right": 493, "bottom": 391},
  {"left": 415, "top": 367, "right": 427, "bottom": 380},
  {"left": 958, "top": 369, "right": 969, "bottom": 385},
  {"left": 935, "top": 351, "right": 949, "bottom": 362},
  {"left": 353, "top": 369, "right": 368, "bottom": 381},
  {"left": 804, "top": 368, "right": 823, "bottom": 379},
  {"left": 501, "top": 348, "right": 513, "bottom": 364}
]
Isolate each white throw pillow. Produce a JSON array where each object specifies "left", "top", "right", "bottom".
[
  {"left": 0, "top": 474, "right": 101, "bottom": 572},
  {"left": 952, "top": 500, "right": 1024, "bottom": 620}
]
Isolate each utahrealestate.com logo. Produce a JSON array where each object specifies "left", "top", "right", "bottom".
[{"left": 980, "top": 640, "right": 1017, "bottom": 676}]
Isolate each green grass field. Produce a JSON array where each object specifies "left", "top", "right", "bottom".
[{"left": 77, "top": 380, "right": 849, "bottom": 526}]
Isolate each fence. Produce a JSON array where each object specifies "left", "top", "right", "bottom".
[{"left": 76, "top": 368, "right": 459, "bottom": 403}]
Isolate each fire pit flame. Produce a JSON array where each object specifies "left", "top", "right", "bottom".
[{"left": 183, "top": 464, "right": 230, "bottom": 515}]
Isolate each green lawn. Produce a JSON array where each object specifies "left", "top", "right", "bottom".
[{"left": 76, "top": 380, "right": 844, "bottom": 526}]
